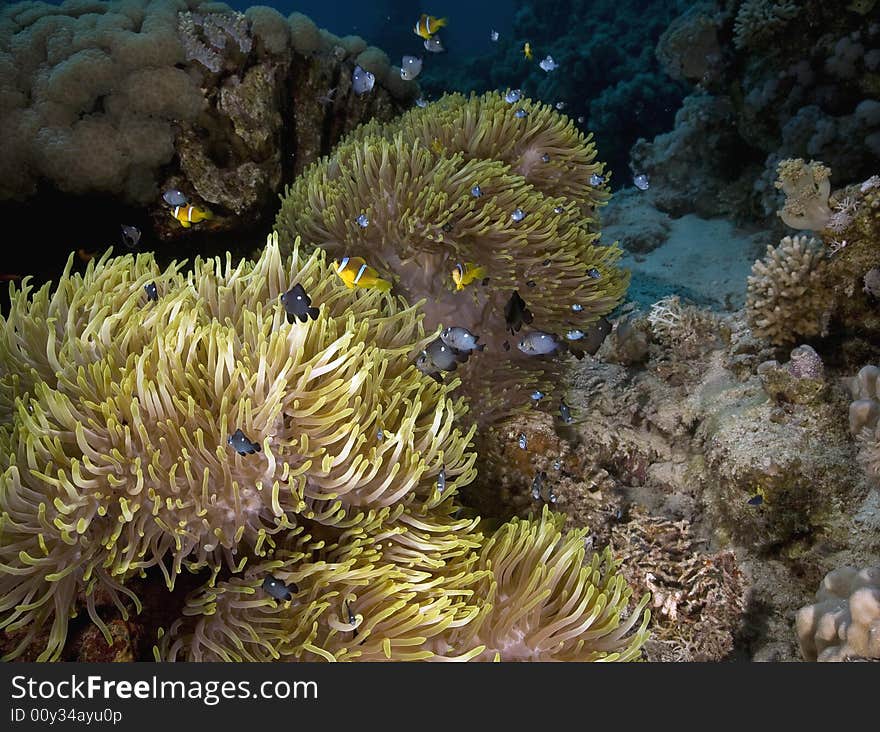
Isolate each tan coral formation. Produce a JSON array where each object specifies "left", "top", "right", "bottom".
[
  {"left": 746, "top": 235, "right": 831, "bottom": 345},
  {"left": 796, "top": 565, "right": 880, "bottom": 661},
  {"left": 846, "top": 364, "right": 880, "bottom": 483},
  {"left": 774, "top": 158, "right": 832, "bottom": 231}
]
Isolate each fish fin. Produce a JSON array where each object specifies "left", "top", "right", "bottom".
[
  {"left": 307, "top": 306, "right": 320, "bottom": 320},
  {"left": 374, "top": 279, "right": 393, "bottom": 292},
  {"left": 476, "top": 343, "right": 485, "bottom": 351},
  {"left": 569, "top": 346, "right": 585, "bottom": 360},
  {"left": 474, "top": 265, "right": 487, "bottom": 279},
  {"left": 481, "top": 277, "right": 490, "bottom": 286},
  {"left": 179, "top": 220, "right": 191, "bottom": 228},
  {"left": 254, "top": 443, "right": 262, "bottom": 452}
]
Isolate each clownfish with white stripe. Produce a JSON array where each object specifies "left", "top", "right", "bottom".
[
  {"left": 170, "top": 204, "right": 213, "bottom": 228},
  {"left": 451, "top": 262, "right": 487, "bottom": 291},
  {"left": 413, "top": 14, "right": 447, "bottom": 39},
  {"left": 332, "top": 256, "right": 393, "bottom": 292}
]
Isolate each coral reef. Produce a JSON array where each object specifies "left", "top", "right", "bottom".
[
  {"left": 633, "top": 0, "right": 880, "bottom": 225},
  {"left": 796, "top": 565, "right": 880, "bottom": 661},
  {"left": 474, "top": 294, "right": 877, "bottom": 661},
  {"left": 415, "top": 0, "right": 690, "bottom": 185},
  {"left": 745, "top": 235, "right": 831, "bottom": 346},
  {"left": 0, "top": 235, "right": 648, "bottom": 662},
  {"left": 275, "top": 91, "right": 629, "bottom": 421}
]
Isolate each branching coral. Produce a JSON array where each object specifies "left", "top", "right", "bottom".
[
  {"left": 0, "top": 235, "right": 648, "bottom": 663},
  {"left": 774, "top": 158, "right": 833, "bottom": 231},
  {"left": 733, "top": 0, "right": 799, "bottom": 50},
  {"left": 796, "top": 565, "right": 880, "bottom": 661},
  {"left": 745, "top": 235, "right": 831, "bottom": 345},
  {"left": 274, "top": 91, "right": 629, "bottom": 421}
]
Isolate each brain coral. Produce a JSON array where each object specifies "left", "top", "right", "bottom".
[
  {"left": 0, "top": 235, "right": 648, "bottom": 662},
  {"left": 745, "top": 235, "right": 831, "bottom": 346},
  {"left": 796, "top": 565, "right": 880, "bottom": 661},
  {"left": 274, "top": 91, "right": 629, "bottom": 420}
]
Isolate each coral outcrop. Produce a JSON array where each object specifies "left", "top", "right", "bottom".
[
  {"left": 0, "top": 0, "right": 419, "bottom": 240},
  {"left": 0, "top": 235, "right": 648, "bottom": 663},
  {"left": 796, "top": 565, "right": 880, "bottom": 661},
  {"left": 847, "top": 364, "right": 880, "bottom": 483},
  {"left": 275, "top": 91, "right": 629, "bottom": 421}
]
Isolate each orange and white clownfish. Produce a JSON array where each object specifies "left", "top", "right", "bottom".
[
  {"left": 413, "top": 14, "right": 447, "bottom": 40},
  {"left": 171, "top": 204, "right": 213, "bottom": 228}
]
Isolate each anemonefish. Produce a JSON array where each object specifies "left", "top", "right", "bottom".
[
  {"left": 332, "top": 256, "right": 393, "bottom": 292},
  {"left": 451, "top": 262, "right": 487, "bottom": 291},
  {"left": 413, "top": 14, "right": 447, "bottom": 40},
  {"left": 523, "top": 42, "right": 533, "bottom": 60},
  {"left": 171, "top": 204, "right": 213, "bottom": 228}
]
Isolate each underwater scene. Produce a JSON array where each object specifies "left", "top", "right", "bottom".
[{"left": 0, "top": 0, "right": 878, "bottom": 664}]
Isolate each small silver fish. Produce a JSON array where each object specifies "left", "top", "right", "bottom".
[
  {"left": 633, "top": 173, "right": 650, "bottom": 191},
  {"left": 518, "top": 330, "right": 565, "bottom": 356},
  {"left": 747, "top": 494, "right": 763, "bottom": 506},
  {"left": 518, "top": 433, "right": 527, "bottom": 449},
  {"left": 424, "top": 337, "right": 466, "bottom": 370},
  {"left": 144, "top": 282, "right": 158, "bottom": 302},
  {"left": 554, "top": 205, "right": 564, "bottom": 214},
  {"left": 541, "top": 153, "right": 550, "bottom": 163},
  {"left": 162, "top": 189, "right": 188, "bottom": 207},
  {"left": 511, "top": 208, "right": 525, "bottom": 222},
  {"left": 566, "top": 329, "right": 585, "bottom": 340},
  {"left": 590, "top": 173, "right": 605, "bottom": 186},
  {"left": 262, "top": 574, "right": 296, "bottom": 601},
  {"left": 424, "top": 36, "right": 444, "bottom": 52},
  {"left": 227, "top": 428, "right": 261, "bottom": 455},
  {"left": 280, "top": 283, "right": 319, "bottom": 323},
  {"left": 400, "top": 55, "right": 423, "bottom": 80},
  {"left": 356, "top": 213, "right": 369, "bottom": 228},
  {"left": 490, "top": 29, "right": 499, "bottom": 41},
  {"left": 555, "top": 101, "right": 566, "bottom": 110},
  {"left": 377, "top": 428, "right": 384, "bottom": 441},
  {"left": 415, "top": 97, "right": 428, "bottom": 108},
  {"left": 120, "top": 224, "right": 141, "bottom": 249},
  {"left": 539, "top": 55, "right": 557, "bottom": 72},
  {"left": 571, "top": 303, "right": 583, "bottom": 312},
  {"left": 577, "top": 115, "right": 585, "bottom": 124},
  {"left": 437, "top": 464, "right": 447, "bottom": 493},
  {"left": 505, "top": 89, "right": 522, "bottom": 104},
  {"left": 530, "top": 390, "right": 545, "bottom": 403},
  {"left": 548, "top": 486, "right": 558, "bottom": 503},
  {"left": 514, "top": 108, "right": 527, "bottom": 118},
  {"left": 586, "top": 268, "right": 601, "bottom": 279},
  {"left": 471, "top": 184, "right": 482, "bottom": 197},
  {"left": 440, "top": 326, "right": 484, "bottom": 352},
  {"left": 352, "top": 65, "right": 375, "bottom": 95},
  {"left": 530, "top": 470, "right": 547, "bottom": 501},
  {"left": 559, "top": 399, "right": 573, "bottom": 423},
  {"left": 552, "top": 459, "right": 562, "bottom": 470}
]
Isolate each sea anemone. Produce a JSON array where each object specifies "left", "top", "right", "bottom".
[
  {"left": 0, "top": 234, "right": 477, "bottom": 660},
  {"left": 274, "top": 91, "right": 629, "bottom": 422}
]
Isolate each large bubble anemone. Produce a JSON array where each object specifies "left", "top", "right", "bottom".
[
  {"left": 0, "top": 235, "right": 477, "bottom": 660},
  {"left": 274, "top": 91, "right": 629, "bottom": 423}
]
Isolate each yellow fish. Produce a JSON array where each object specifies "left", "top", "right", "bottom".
[
  {"left": 413, "top": 14, "right": 447, "bottom": 40},
  {"left": 333, "top": 256, "right": 392, "bottom": 292},
  {"left": 523, "top": 42, "right": 533, "bottom": 60},
  {"left": 451, "top": 262, "right": 487, "bottom": 291},
  {"left": 171, "top": 204, "right": 213, "bottom": 228}
]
